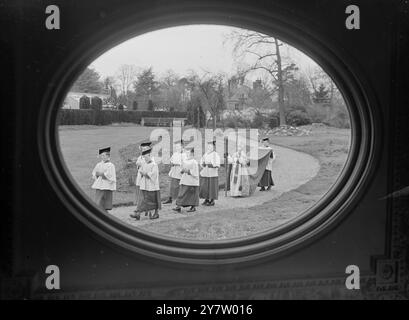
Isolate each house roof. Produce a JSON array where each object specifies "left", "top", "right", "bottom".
[{"left": 227, "top": 84, "right": 252, "bottom": 101}]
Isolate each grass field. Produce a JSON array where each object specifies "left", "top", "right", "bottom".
[
  {"left": 59, "top": 123, "right": 351, "bottom": 240},
  {"left": 141, "top": 125, "right": 351, "bottom": 239}
]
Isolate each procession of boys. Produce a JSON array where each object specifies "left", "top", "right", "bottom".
[{"left": 91, "top": 136, "right": 276, "bottom": 220}]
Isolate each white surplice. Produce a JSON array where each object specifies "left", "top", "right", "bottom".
[
  {"left": 139, "top": 160, "right": 160, "bottom": 191},
  {"left": 199, "top": 151, "right": 221, "bottom": 177},
  {"left": 168, "top": 151, "right": 187, "bottom": 179},
  {"left": 135, "top": 155, "right": 155, "bottom": 186},
  {"left": 180, "top": 158, "right": 200, "bottom": 186},
  {"left": 91, "top": 161, "right": 116, "bottom": 190}
]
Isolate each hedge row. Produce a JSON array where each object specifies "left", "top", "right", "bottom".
[{"left": 58, "top": 109, "right": 187, "bottom": 126}]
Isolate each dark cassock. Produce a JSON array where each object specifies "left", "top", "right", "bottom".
[
  {"left": 258, "top": 137, "right": 276, "bottom": 191},
  {"left": 173, "top": 148, "right": 200, "bottom": 213},
  {"left": 91, "top": 147, "right": 116, "bottom": 211},
  {"left": 163, "top": 140, "right": 187, "bottom": 204},
  {"left": 199, "top": 140, "right": 221, "bottom": 206},
  {"left": 131, "top": 148, "right": 161, "bottom": 220}
]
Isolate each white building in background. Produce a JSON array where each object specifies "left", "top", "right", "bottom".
[{"left": 62, "top": 91, "right": 110, "bottom": 109}]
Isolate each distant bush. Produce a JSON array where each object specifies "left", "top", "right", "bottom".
[
  {"left": 324, "top": 108, "right": 351, "bottom": 129},
  {"left": 288, "top": 105, "right": 307, "bottom": 113},
  {"left": 286, "top": 110, "right": 312, "bottom": 126},
  {"left": 79, "top": 95, "right": 90, "bottom": 109},
  {"left": 58, "top": 109, "right": 187, "bottom": 126},
  {"left": 269, "top": 115, "right": 279, "bottom": 128},
  {"left": 251, "top": 113, "right": 268, "bottom": 128},
  {"left": 306, "top": 103, "right": 350, "bottom": 128},
  {"left": 91, "top": 96, "right": 102, "bottom": 111}
]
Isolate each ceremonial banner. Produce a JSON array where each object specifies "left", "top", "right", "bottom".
[{"left": 226, "top": 148, "right": 272, "bottom": 196}]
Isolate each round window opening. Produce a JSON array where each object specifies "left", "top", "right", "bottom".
[{"left": 47, "top": 21, "right": 375, "bottom": 264}]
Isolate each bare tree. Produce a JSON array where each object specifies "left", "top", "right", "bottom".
[
  {"left": 225, "top": 30, "right": 298, "bottom": 125},
  {"left": 187, "top": 71, "right": 226, "bottom": 130},
  {"left": 159, "top": 70, "right": 186, "bottom": 111},
  {"left": 116, "top": 64, "right": 138, "bottom": 96}
]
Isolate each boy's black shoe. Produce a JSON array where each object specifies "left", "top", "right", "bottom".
[{"left": 130, "top": 213, "right": 140, "bottom": 220}]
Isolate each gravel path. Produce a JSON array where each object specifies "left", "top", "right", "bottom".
[{"left": 109, "top": 144, "right": 320, "bottom": 227}]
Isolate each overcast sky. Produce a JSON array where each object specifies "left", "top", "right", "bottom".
[{"left": 91, "top": 24, "right": 318, "bottom": 81}]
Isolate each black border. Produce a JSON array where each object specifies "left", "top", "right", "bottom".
[{"left": 37, "top": 3, "right": 381, "bottom": 265}]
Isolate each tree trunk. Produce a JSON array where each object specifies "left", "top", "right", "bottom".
[
  {"left": 329, "top": 80, "right": 334, "bottom": 107},
  {"left": 275, "top": 39, "right": 286, "bottom": 126}
]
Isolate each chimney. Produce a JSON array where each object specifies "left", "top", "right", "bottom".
[{"left": 253, "top": 79, "right": 262, "bottom": 90}]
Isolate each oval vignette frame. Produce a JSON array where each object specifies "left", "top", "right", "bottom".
[{"left": 38, "top": 3, "right": 381, "bottom": 265}]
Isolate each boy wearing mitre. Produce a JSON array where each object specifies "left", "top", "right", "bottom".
[
  {"left": 258, "top": 137, "right": 276, "bottom": 191},
  {"left": 199, "top": 139, "right": 221, "bottom": 206},
  {"left": 172, "top": 147, "right": 200, "bottom": 213},
  {"left": 163, "top": 140, "right": 187, "bottom": 204},
  {"left": 133, "top": 141, "right": 154, "bottom": 215},
  {"left": 91, "top": 147, "right": 116, "bottom": 212},
  {"left": 131, "top": 147, "right": 161, "bottom": 220}
]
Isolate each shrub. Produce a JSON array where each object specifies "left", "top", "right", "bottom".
[
  {"left": 286, "top": 110, "right": 312, "bottom": 126},
  {"left": 58, "top": 109, "right": 187, "bottom": 126},
  {"left": 251, "top": 113, "right": 268, "bottom": 128},
  {"left": 288, "top": 105, "right": 307, "bottom": 113},
  {"left": 186, "top": 99, "right": 205, "bottom": 128},
  {"left": 79, "top": 95, "right": 90, "bottom": 109},
  {"left": 305, "top": 104, "right": 327, "bottom": 123},
  {"left": 91, "top": 96, "right": 102, "bottom": 111},
  {"left": 269, "top": 115, "right": 279, "bottom": 128},
  {"left": 148, "top": 99, "right": 154, "bottom": 111},
  {"left": 305, "top": 103, "right": 350, "bottom": 128},
  {"left": 324, "top": 108, "right": 351, "bottom": 128}
]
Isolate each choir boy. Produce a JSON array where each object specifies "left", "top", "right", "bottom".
[
  {"left": 258, "top": 137, "right": 275, "bottom": 191},
  {"left": 131, "top": 147, "right": 161, "bottom": 220},
  {"left": 173, "top": 147, "right": 200, "bottom": 213},
  {"left": 163, "top": 140, "right": 186, "bottom": 204},
  {"left": 199, "top": 140, "right": 220, "bottom": 206},
  {"left": 91, "top": 147, "right": 116, "bottom": 212},
  {"left": 133, "top": 141, "right": 153, "bottom": 215}
]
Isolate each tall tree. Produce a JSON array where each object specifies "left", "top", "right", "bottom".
[
  {"left": 226, "top": 30, "right": 298, "bottom": 125},
  {"left": 284, "top": 75, "right": 312, "bottom": 107},
  {"left": 116, "top": 64, "right": 138, "bottom": 96},
  {"left": 71, "top": 67, "right": 103, "bottom": 93},
  {"left": 186, "top": 93, "right": 206, "bottom": 128},
  {"left": 307, "top": 65, "right": 336, "bottom": 105},
  {"left": 159, "top": 70, "right": 186, "bottom": 111},
  {"left": 133, "top": 67, "right": 160, "bottom": 100},
  {"left": 187, "top": 71, "right": 226, "bottom": 130},
  {"left": 312, "top": 83, "right": 330, "bottom": 103}
]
